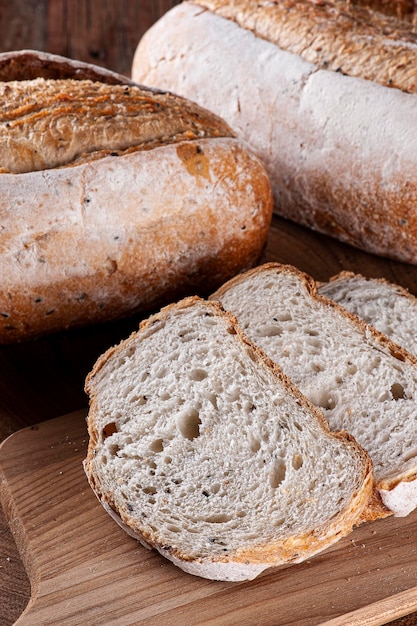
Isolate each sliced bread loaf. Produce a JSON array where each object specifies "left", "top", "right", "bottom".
[
  {"left": 84, "top": 296, "right": 372, "bottom": 581},
  {"left": 211, "top": 263, "right": 417, "bottom": 518},
  {"left": 318, "top": 271, "right": 417, "bottom": 357}
]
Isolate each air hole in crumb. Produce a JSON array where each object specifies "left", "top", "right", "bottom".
[
  {"left": 292, "top": 454, "right": 303, "bottom": 470},
  {"left": 167, "top": 524, "right": 181, "bottom": 533},
  {"left": 103, "top": 422, "right": 117, "bottom": 439},
  {"left": 256, "top": 325, "right": 281, "bottom": 337},
  {"left": 311, "top": 362, "right": 323, "bottom": 372},
  {"left": 316, "top": 392, "right": 337, "bottom": 410},
  {"left": 206, "top": 393, "right": 218, "bottom": 410},
  {"left": 143, "top": 486, "right": 157, "bottom": 495},
  {"left": 243, "top": 400, "right": 256, "bottom": 412},
  {"left": 108, "top": 444, "right": 120, "bottom": 457},
  {"left": 245, "top": 347, "right": 257, "bottom": 363},
  {"left": 403, "top": 447, "right": 417, "bottom": 462},
  {"left": 176, "top": 408, "right": 201, "bottom": 440},
  {"left": 270, "top": 462, "right": 286, "bottom": 489},
  {"left": 149, "top": 438, "right": 164, "bottom": 453},
  {"left": 189, "top": 368, "right": 208, "bottom": 381},
  {"left": 294, "top": 421, "right": 302, "bottom": 431},
  {"left": 105, "top": 258, "right": 117, "bottom": 276},
  {"left": 390, "top": 383, "right": 406, "bottom": 400},
  {"left": 249, "top": 436, "right": 261, "bottom": 453},
  {"left": 204, "top": 514, "right": 232, "bottom": 523},
  {"left": 211, "top": 483, "right": 220, "bottom": 494}
]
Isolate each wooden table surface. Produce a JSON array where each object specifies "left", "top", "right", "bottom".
[{"left": 1, "top": 2, "right": 417, "bottom": 624}]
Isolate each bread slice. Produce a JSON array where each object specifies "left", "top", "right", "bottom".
[
  {"left": 84, "top": 296, "right": 372, "bottom": 581},
  {"left": 318, "top": 272, "right": 417, "bottom": 357},
  {"left": 211, "top": 263, "right": 417, "bottom": 518}
]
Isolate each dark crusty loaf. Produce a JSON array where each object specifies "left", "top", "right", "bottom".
[
  {"left": 0, "top": 50, "right": 272, "bottom": 342},
  {"left": 211, "top": 263, "right": 417, "bottom": 518},
  {"left": 132, "top": 1, "right": 417, "bottom": 264},
  {"left": 84, "top": 297, "right": 373, "bottom": 581}
]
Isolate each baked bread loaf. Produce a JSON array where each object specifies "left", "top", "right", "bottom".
[
  {"left": 133, "top": 1, "right": 417, "bottom": 264},
  {"left": 319, "top": 272, "right": 417, "bottom": 356},
  {"left": 0, "top": 50, "right": 272, "bottom": 343},
  {"left": 211, "top": 263, "right": 417, "bottom": 518},
  {"left": 84, "top": 297, "right": 373, "bottom": 581}
]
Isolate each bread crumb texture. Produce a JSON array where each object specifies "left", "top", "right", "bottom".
[
  {"left": 84, "top": 298, "right": 372, "bottom": 580},
  {"left": 213, "top": 264, "right": 417, "bottom": 498}
]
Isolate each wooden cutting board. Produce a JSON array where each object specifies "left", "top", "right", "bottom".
[{"left": 1, "top": 409, "right": 417, "bottom": 625}]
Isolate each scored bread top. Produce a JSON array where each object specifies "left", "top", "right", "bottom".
[
  {"left": 192, "top": 0, "right": 417, "bottom": 93},
  {"left": 0, "top": 77, "right": 234, "bottom": 173}
]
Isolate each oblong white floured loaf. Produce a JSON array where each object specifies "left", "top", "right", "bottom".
[
  {"left": 211, "top": 263, "right": 417, "bottom": 518},
  {"left": 84, "top": 297, "right": 373, "bottom": 581},
  {"left": 0, "top": 50, "right": 272, "bottom": 342},
  {"left": 132, "top": 1, "right": 417, "bottom": 264}
]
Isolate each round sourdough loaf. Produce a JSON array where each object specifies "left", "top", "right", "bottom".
[{"left": 0, "top": 50, "right": 272, "bottom": 342}]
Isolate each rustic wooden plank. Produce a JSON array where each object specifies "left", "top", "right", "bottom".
[
  {"left": 46, "top": 0, "right": 181, "bottom": 76},
  {"left": 0, "top": 1, "right": 49, "bottom": 52},
  {"left": 2, "top": 410, "right": 417, "bottom": 625}
]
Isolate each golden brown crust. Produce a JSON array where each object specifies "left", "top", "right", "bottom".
[
  {"left": 0, "top": 76, "right": 233, "bottom": 174},
  {"left": 192, "top": 0, "right": 417, "bottom": 93},
  {"left": 357, "top": 488, "right": 392, "bottom": 523},
  {"left": 0, "top": 51, "right": 271, "bottom": 342},
  {"left": 0, "top": 49, "right": 137, "bottom": 84}
]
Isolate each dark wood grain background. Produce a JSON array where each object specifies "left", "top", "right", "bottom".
[{"left": 0, "top": 2, "right": 417, "bottom": 624}]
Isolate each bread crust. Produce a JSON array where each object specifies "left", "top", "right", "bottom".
[
  {"left": 0, "top": 49, "right": 137, "bottom": 85},
  {"left": 132, "top": 2, "right": 417, "bottom": 264},
  {"left": 193, "top": 0, "right": 417, "bottom": 93},
  {"left": 84, "top": 296, "right": 373, "bottom": 581},
  {"left": 0, "top": 50, "right": 272, "bottom": 342}
]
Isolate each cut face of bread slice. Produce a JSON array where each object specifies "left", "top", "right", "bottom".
[
  {"left": 84, "top": 297, "right": 372, "bottom": 581},
  {"left": 318, "top": 272, "right": 417, "bottom": 357},
  {"left": 211, "top": 263, "right": 417, "bottom": 518}
]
